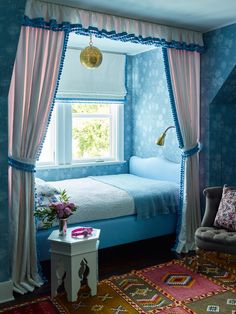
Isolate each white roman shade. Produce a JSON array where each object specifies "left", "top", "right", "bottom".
[{"left": 57, "top": 48, "right": 127, "bottom": 100}]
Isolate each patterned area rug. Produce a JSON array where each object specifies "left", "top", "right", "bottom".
[
  {"left": 1, "top": 256, "right": 236, "bottom": 313},
  {"left": 0, "top": 296, "right": 59, "bottom": 313}
]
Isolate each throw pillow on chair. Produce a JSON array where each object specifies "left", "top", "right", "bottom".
[{"left": 214, "top": 185, "right": 236, "bottom": 231}]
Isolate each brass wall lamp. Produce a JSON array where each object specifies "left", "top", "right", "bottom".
[
  {"left": 80, "top": 34, "right": 103, "bottom": 69},
  {"left": 156, "top": 125, "right": 175, "bottom": 146}
]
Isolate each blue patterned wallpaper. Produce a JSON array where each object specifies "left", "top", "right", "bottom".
[
  {"left": 131, "top": 48, "right": 180, "bottom": 163},
  {"left": 200, "top": 23, "right": 236, "bottom": 189},
  {"left": 211, "top": 66, "right": 236, "bottom": 106},
  {"left": 36, "top": 162, "right": 129, "bottom": 181},
  {"left": 0, "top": 1, "right": 26, "bottom": 283}
]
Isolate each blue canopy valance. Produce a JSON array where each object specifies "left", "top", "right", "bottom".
[{"left": 24, "top": 0, "right": 204, "bottom": 52}]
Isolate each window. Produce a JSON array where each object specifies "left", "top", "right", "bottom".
[
  {"left": 37, "top": 100, "right": 124, "bottom": 167},
  {"left": 72, "top": 103, "right": 112, "bottom": 161},
  {"left": 37, "top": 48, "right": 126, "bottom": 168},
  {"left": 38, "top": 112, "right": 55, "bottom": 166}
]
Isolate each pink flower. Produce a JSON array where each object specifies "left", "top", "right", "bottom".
[
  {"left": 34, "top": 189, "right": 77, "bottom": 229},
  {"left": 64, "top": 207, "right": 72, "bottom": 216},
  {"left": 51, "top": 202, "right": 65, "bottom": 211},
  {"left": 68, "top": 202, "right": 75, "bottom": 209},
  {"left": 57, "top": 208, "right": 65, "bottom": 218}
]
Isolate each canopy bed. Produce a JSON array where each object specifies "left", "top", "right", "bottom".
[{"left": 8, "top": 0, "right": 203, "bottom": 294}]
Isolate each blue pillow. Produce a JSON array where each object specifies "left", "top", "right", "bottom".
[{"left": 129, "top": 156, "right": 180, "bottom": 184}]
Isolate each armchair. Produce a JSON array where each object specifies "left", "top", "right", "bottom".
[{"left": 195, "top": 186, "right": 236, "bottom": 270}]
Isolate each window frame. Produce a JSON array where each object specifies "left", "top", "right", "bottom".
[{"left": 36, "top": 99, "right": 124, "bottom": 168}]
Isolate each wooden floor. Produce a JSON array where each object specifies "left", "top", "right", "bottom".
[
  {"left": 1, "top": 234, "right": 176, "bottom": 308},
  {"left": 99, "top": 234, "right": 176, "bottom": 279},
  {"left": 41, "top": 233, "right": 176, "bottom": 281}
]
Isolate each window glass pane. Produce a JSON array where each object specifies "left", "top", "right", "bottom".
[
  {"left": 38, "top": 114, "right": 55, "bottom": 164},
  {"left": 37, "top": 100, "right": 123, "bottom": 167},
  {"left": 72, "top": 103, "right": 110, "bottom": 114},
  {"left": 72, "top": 117, "right": 111, "bottom": 159}
]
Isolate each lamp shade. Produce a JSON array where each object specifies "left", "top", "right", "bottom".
[
  {"left": 156, "top": 132, "right": 167, "bottom": 146},
  {"left": 156, "top": 126, "right": 175, "bottom": 146},
  {"left": 80, "top": 46, "right": 103, "bottom": 69},
  {"left": 80, "top": 34, "right": 103, "bottom": 69}
]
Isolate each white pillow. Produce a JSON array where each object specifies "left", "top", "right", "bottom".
[
  {"left": 35, "top": 177, "right": 59, "bottom": 197},
  {"left": 129, "top": 156, "right": 180, "bottom": 184}
]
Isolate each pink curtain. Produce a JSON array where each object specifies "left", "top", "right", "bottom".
[
  {"left": 8, "top": 26, "right": 64, "bottom": 293},
  {"left": 167, "top": 48, "right": 201, "bottom": 253}
]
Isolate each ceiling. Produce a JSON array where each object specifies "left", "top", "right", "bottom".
[
  {"left": 46, "top": 0, "right": 236, "bottom": 32},
  {"left": 68, "top": 33, "right": 158, "bottom": 55}
]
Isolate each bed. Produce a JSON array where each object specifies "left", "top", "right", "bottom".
[{"left": 36, "top": 156, "right": 180, "bottom": 261}]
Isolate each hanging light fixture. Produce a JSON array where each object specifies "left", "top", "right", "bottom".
[{"left": 80, "top": 34, "right": 103, "bottom": 69}]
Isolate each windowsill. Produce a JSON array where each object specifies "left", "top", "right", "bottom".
[{"left": 36, "top": 160, "right": 127, "bottom": 171}]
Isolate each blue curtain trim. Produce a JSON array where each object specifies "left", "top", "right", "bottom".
[
  {"left": 174, "top": 142, "right": 201, "bottom": 245},
  {"left": 22, "top": 16, "right": 72, "bottom": 31},
  {"left": 162, "top": 48, "right": 184, "bottom": 149},
  {"left": 181, "top": 142, "right": 201, "bottom": 158},
  {"left": 175, "top": 154, "right": 185, "bottom": 235},
  {"left": 36, "top": 30, "right": 70, "bottom": 160},
  {"left": 22, "top": 16, "right": 205, "bottom": 53},
  {"left": 33, "top": 182, "right": 47, "bottom": 283},
  {"left": 8, "top": 157, "right": 36, "bottom": 172},
  {"left": 162, "top": 46, "right": 185, "bottom": 252},
  {"left": 124, "top": 55, "right": 128, "bottom": 102}
]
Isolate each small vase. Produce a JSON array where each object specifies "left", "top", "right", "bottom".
[{"left": 59, "top": 218, "right": 67, "bottom": 236}]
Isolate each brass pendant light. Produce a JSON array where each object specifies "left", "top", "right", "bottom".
[{"left": 80, "top": 34, "right": 103, "bottom": 69}]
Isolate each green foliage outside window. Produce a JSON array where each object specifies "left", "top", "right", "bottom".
[
  {"left": 72, "top": 103, "right": 111, "bottom": 159},
  {"left": 72, "top": 103, "right": 110, "bottom": 114},
  {"left": 72, "top": 118, "right": 110, "bottom": 159}
]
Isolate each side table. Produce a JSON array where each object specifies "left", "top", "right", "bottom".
[{"left": 48, "top": 227, "right": 100, "bottom": 302}]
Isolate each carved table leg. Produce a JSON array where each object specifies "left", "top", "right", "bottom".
[
  {"left": 51, "top": 254, "right": 65, "bottom": 298},
  {"left": 64, "top": 255, "right": 82, "bottom": 302},
  {"left": 85, "top": 252, "right": 98, "bottom": 296}
]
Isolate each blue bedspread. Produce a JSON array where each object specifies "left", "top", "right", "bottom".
[{"left": 91, "top": 174, "right": 179, "bottom": 219}]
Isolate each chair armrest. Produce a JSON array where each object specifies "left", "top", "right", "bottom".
[{"left": 201, "top": 187, "right": 223, "bottom": 227}]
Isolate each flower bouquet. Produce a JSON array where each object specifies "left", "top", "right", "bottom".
[{"left": 34, "top": 189, "right": 77, "bottom": 231}]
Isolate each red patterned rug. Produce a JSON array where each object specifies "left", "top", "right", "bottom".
[
  {"left": 0, "top": 296, "right": 59, "bottom": 313},
  {"left": 1, "top": 256, "right": 236, "bottom": 313}
]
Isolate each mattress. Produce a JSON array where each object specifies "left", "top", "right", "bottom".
[
  {"left": 36, "top": 174, "right": 179, "bottom": 229},
  {"left": 92, "top": 174, "right": 179, "bottom": 219},
  {"left": 37, "top": 177, "right": 135, "bottom": 229}
]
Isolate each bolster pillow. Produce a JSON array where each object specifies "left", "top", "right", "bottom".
[{"left": 129, "top": 156, "right": 180, "bottom": 184}]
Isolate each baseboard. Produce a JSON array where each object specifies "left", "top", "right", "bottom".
[{"left": 0, "top": 280, "right": 14, "bottom": 304}]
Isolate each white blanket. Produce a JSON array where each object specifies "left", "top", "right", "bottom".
[{"left": 45, "top": 177, "right": 135, "bottom": 227}]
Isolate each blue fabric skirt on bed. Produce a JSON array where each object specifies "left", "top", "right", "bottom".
[{"left": 91, "top": 174, "right": 179, "bottom": 220}]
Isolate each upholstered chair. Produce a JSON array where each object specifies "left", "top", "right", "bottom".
[{"left": 195, "top": 186, "right": 236, "bottom": 270}]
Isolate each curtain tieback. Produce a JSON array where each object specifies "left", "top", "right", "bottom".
[
  {"left": 181, "top": 142, "right": 202, "bottom": 158},
  {"left": 8, "top": 156, "right": 36, "bottom": 172}
]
